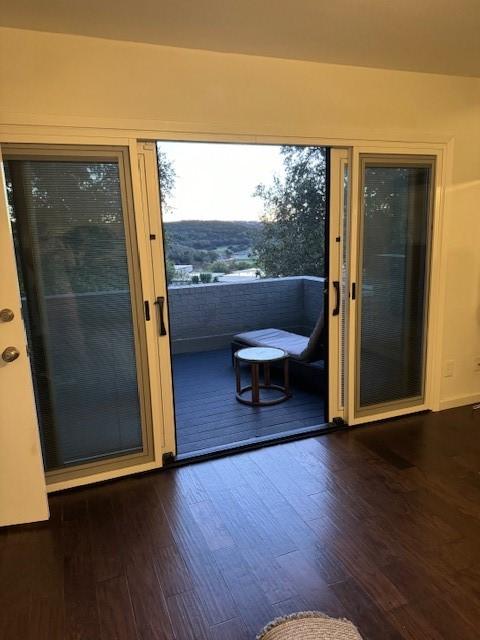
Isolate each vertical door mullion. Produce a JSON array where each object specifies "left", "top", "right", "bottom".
[
  {"left": 133, "top": 141, "right": 176, "bottom": 460},
  {"left": 328, "top": 148, "right": 349, "bottom": 423},
  {"left": 344, "top": 148, "right": 361, "bottom": 425}
]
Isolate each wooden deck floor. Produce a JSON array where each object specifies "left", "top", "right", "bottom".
[
  {"left": 2, "top": 406, "right": 480, "bottom": 639},
  {"left": 172, "top": 349, "right": 326, "bottom": 455}
]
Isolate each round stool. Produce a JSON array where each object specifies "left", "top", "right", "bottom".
[{"left": 234, "top": 347, "right": 291, "bottom": 406}]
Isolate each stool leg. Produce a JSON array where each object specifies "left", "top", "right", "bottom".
[
  {"left": 252, "top": 363, "right": 260, "bottom": 404},
  {"left": 284, "top": 358, "right": 290, "bottom": 397},
  {"left": 264, "top": 363, "right": 271, "bottom": 387},
  {"left": 235, "top": 359, "right": 241, "bottom": 394}
]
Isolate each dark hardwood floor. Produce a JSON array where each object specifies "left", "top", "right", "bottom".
[
  {"left": 2, "top": 405, "right": 480, "bottom": 639},
  {"left": 173, "top": 349, "right": 325, "bottom": 455}
]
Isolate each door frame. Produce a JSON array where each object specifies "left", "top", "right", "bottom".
[
  {"left": 134, "top": 141, "right": 176, "bottom": 460},
  {"left": 328, "top": 148, "right": 350, "bottom": 423},
  {"left": 0, "top": 124, "right": 450, "bottom": 498}
]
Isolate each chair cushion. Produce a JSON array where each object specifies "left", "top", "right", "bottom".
[{"left": 234, "top": 328, "right": 309, "bottom": 360}]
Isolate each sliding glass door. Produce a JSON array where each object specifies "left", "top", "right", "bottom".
[
  {"left": 350, "top": 154, "right": 434, "bottom": 421},
  {"left": 2, "top": 145, "right": 153, "bottom": 480}
]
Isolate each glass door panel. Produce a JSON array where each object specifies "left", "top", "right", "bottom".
[
  {"left": 355, "top": 155, "right": 434, "bottom": 416},
  {"left": 3, "top": 146, "right": 152, "bottom": 476}
]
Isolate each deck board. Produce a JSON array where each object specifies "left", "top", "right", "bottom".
[{"left": 173, "top": 349, "right": 325, "bottom": 455}]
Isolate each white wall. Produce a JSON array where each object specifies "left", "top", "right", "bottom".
[
  {"left": 0, "top": 26, "right": 479, "bottom": 521},
  {"left": 1, "top": 26, "right": 479, "bottom": 396}
]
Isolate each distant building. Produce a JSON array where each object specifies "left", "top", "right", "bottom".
[{"left": 174, "top": 264, "right": 193, "bottom": 275}]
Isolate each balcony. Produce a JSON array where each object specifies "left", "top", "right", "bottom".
[{"left": 168, "top": 276, "right": 327, "bottom": 455}]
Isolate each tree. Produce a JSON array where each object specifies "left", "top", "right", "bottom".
[
  {"left": 165, "top": 259, "right": 176, "bottom": 285},
  {"left": 253, "top": 146, "right": 327, "bottom": 277},
  {"left": 210, "top": 260, "right": 231, "bottom": 273},
  {"left": 156, "top": 148, "right": 177, "bottom": 267},
  {"left": 157, "top": 148, "right": 176, "bottom": 210},
  {"left": 7, "top": 151, "right": 177, "bottom": 295}
]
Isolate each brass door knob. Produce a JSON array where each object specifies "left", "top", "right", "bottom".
[{"left": 2, "top": 346, "right": 20, "bottom": 363}]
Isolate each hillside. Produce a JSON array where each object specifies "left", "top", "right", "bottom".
[
  {"left": 163, "top": 220, "right": 261, "bottom": 252},
  {"left": 163, "top": 220, "right": 262, "bottom": 269}
]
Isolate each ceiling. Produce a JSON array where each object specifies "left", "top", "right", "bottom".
[{"left": 1, "top": 0, "right": 480, "bottom": 78}]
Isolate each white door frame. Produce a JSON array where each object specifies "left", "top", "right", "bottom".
[
  {"left": 328, "top": 148, "right": 349, "bottom": 423},
  {"left": 133, "top": 140, "right": 176, "bottom": 460},
  {"left": 0, "top": 123, "right": 450, "bottom": 514}
]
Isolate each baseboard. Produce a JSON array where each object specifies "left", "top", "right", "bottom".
[{"left": 439, "top": 393, "right": 480, "bottom": 411}]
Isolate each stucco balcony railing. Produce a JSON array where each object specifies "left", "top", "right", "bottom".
[{"left": 167, "top": 275, "right": 325, "bottom": 354}]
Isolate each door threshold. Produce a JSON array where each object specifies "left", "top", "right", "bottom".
[{"left": 170, "top": 421, "right": 347, "bottom": 467}]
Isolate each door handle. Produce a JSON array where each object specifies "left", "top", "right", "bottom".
[
  {"left": 332, "top": 281, "right": 340, "bottom": 316},
  {"left": 155, "top": 296, "right": 167, "bottom": 336},
  {"left": 2, "top": 346, "right": 20, "bottom": 363}
]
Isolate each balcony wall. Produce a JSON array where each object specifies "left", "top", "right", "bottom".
[{"left": 168, "top": 276, "right": 325, "bottom": 354}]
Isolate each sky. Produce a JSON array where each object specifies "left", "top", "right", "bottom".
[{"left": 157, "top": 141, "right": 285, "bottom": 221}]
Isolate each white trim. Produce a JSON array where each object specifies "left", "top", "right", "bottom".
[
  {"left": 439, "top": 394, "right": 480, "bottom": 411},
  {"left": 328, "top": 149, "right": 349, "bottom": 422},
  {"left": 46, "top": 460, "right": 160, "bottom": 493},
  {"left": 349, "top": 402, "right": 431, "bottom": 426},
  {"left": 0, "top": 119, "right": 452, "bottom": 149},
  {"left": 134, "top": 140, "right": 177, "bottom": 458}
]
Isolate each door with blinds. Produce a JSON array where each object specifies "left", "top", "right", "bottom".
[
  {"left": 347, "top": 153, "right": 436, "bottom": 424},
  {"left": 1, "top": 145, "right": 154, "bottom": 483}
]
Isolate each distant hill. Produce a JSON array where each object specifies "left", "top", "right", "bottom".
[{"left": 163, "top": 220, "right": 261, "bottom": 252}]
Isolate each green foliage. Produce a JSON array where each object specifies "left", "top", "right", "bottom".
[
  {"left": 209, "top": 260, "right": 231, "bottom": 273},
  {"left": 254, "top": 146, "right": 327, "bottom": 278},
  {"left": 199, "top": 272, "right": 213, "bottom": 283},
  {"left": 157, "top": 148, "right": 176, "bottom": 208},
  {"left": 163, "top": 220, "right": 261, "bottom": 271},
  {"left": 165, "top": 260, "right": 176, "bottom": 285},
  {"left": 209, "top": 259, "right": 253, "bottom": 274},
  {"left": 6, "top": 161, "right": 131, "bottom": 295},
  {"left": 191, "top": 275, "right": 200, "bottom": 284},
  {"left": 233, "top": 260, "right": 252, "bottom": 271},
  {"left": 164, "top": 220, "right": 260, "bottom": 251}
]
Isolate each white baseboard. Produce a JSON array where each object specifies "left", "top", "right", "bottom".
[{"left": 439, "top": 393, "right": 480, "bottom": 411}]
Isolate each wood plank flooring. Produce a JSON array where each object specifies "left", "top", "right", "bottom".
[
  {"left": 2, "top": 405, "right": 480, "bottom": 639},
  {"left": 173, "top": 349, "right": 325, "bottom": 455}
]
